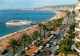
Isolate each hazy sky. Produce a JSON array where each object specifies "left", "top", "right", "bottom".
[{"left": 0, "top": 0, "right": 78, "bottom": 9}]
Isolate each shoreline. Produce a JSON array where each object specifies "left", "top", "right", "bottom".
[
  {"left": 0, "top": 10, "right": 65, "bottom": 40},
  {"left": 0, "top": 25, "right": 37, "bottom": 40},
  {"left": 0, "top": 10, "right": 55, "bottom": 40},
  {"left": 0, "top": 10, "right": 65, "bottom": 51},
  {"left": 0, "top": 10, "right": 56, "bottom": 39}
]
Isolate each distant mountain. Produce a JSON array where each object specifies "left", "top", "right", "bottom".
[
  {"left": 1, "top": 4, "right": 76, "bottom": 10},
  {"left": 41, "top": 5, "right": 76, "bottom": 8}
]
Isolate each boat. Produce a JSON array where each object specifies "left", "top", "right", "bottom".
[{"left": 6, "top": 20, "right": 33, "bottom": 25}]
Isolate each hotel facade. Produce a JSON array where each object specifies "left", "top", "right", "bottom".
[{"left": 75, "top": 0, "right": 80, "bottom": 54}]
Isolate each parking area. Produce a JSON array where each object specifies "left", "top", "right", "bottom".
[{"left": 37, "top": 36, "right": 61, "bottom": 56}]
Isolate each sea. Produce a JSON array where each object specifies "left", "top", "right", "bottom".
[{"left": 0, "top": 10, "right": 56, "bottom": 37}]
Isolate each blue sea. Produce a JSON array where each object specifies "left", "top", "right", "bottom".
[{"left": 0, "top": 10, "right": 56, "bottom": 37}]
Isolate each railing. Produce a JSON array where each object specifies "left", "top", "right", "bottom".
[
  {"left": 75, "top": 25, "right": 80, "bottom": 28},
  {"left": 75, "top": 16, "right": 80, "bottom": 20},
  {"left": 76, "top": 43, "right": 80, "bottom": 50},
  {"left": 75, "top": 43, "right": 80, "bottom": 53},
  {"left": 75, "top": 46, "right": 80, "bottom": 53},
  {"left": 75, "top": 27, "right": 80, "bottom": 31},
  {"left": 75, "top": 36, "right": 80, "bottom": 42}
]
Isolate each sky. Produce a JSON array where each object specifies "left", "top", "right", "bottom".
[{"left": 0, "top": 0, "right": 78, "bottom": 9}]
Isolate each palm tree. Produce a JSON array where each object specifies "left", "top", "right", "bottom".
[
  {"left": 42, "top": 24, "right": 47, "bottom": 38},
  {"left": 20, "top": 34, "right": 31, "bottom": 51},
  {"left": 38, "top": 23, "right": 42, "bottom": 38},
  {"left": 59, "top": 37, "right": 74, "bottom": 56},
  {"left": 72, "top": 11, "right": 75, "bottom": 18},
  {"left": 32, "top": 31, "right": 40, "bottom": 42},
  {"left": 25, "top": 35, "right": 32, "bottom": 49},
  {"left": 8, "top": 38, "right": 21, "bottom": 56},
  {"left": 65, "top": 10, "right": 71, "bottom": 18}
]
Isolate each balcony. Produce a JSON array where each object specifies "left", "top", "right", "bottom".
[
  {"left": 75, "top": 17, "right": 80, "bottom": 20},
  {"left": 75, "top": 27, "right": 80, "bottom": 31},
  {"left": 75, "top": 23, "right": 80, "bottom": 28},
  {"left": 75, "top": 36, "right": 80, "bottom": 42},
  {"left": 75, "top": 33, "right": 80, "bottom": 42},
  {"left": 75, "top": 6, "right": 80, "bottom": 9},
  {"left": 75, "top": 31, "right": 80, "bottom": 34},
  {"left": 75, "top": 43, "right": 80, "bottom": 53}
]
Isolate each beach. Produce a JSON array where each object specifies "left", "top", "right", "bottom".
[{"left": 0, "top": 10, "right": 65, "bottom": 51}]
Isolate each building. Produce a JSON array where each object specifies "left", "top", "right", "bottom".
[{"left": 75, "top": 0, "right": 80, "bottom": 55}]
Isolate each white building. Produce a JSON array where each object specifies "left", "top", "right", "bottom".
[{"left": 75, "top": 0, "right": 80, "bottom": 54}]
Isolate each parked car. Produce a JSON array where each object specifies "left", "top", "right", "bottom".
[
  {"left": 53, "top": 36, "right": 56, "bottom": 39},
  {"left": 57, "top": 45, "right": 60, "bottom": 50},
  {"left": 53, "top": 42, "right": 57, "bottom": 46},
  {"left": 46, "top": 44, "right": 50, "bottom": 48},
  {"left": 1, "top": 50, "right": 8, "bottom": 55},
  {"left": 46, "top": 43, "right": 51, "bottom": 48},
  {"left": 46, "top": 50, "right": 52, "bottom": 55}
]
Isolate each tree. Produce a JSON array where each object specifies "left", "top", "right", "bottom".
[
  {"left": 42, "top": 24, "right": 47, "bottom": 38},
  {"left": 65, "top": 10, "right": 71, "bottom": 18},
  {"left": 72, "top": 11, "right": 75, "bottom": 17},
  {"left": 38, "top": 23, "right": 42, "bottom": 38},
  {"left": 68, "top": 33, "right": 75, "bottom": 39},
  {"left": 53, "top": 18, "right": 63, "bottom": 27},
  {"left": 69, "top": 23, "right": 75, "bottom": 32},
  {"left": 59, "top": 37, "right": 74, "bottom": 56},
  {"left": 25, "top": 35, "right": 32, "bottom": 49},
  {"left": 67, "top": 29, "right": 72, "bottom": 34},
  {"left": 67, "top": 23, "right": 75, "bottom": 34},
  {"left": 8, "top": 38, "right": 21, "bottom": 56},
  {"left": 20, "top": 34, "right": 31, "bottom": 51},
  {"left": 47, "top": 20, "right": 53, "bottom": 26},
  {"left": 32, "top": 31, "right": 40, "bottom": 42}
]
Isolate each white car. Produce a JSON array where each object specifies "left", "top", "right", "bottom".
[
  {"left": 46, "top": 44, "right": 50, "bottom": 48},
  {"left": 53, "top": 42, "right": 57, "bottom": 46},
  {"left": 53, "top": 36, "right": 56, "bottom": 39},
  {"left": 57, "top": 46, "right": 60, "bottom": 49}
]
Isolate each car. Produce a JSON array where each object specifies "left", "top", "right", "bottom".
[
  {"left": 53, "top": 42, "right": 57, "bottom": 46},
  {"left": 1, "top": 50, "right": 8, "bottom": 55},
  {"left": 46, "top": 44, "right": 50, "bottom": 48},
  {"left": 46, "top": 43, "right": 52, "bottom": 47},
  {"left": 46, "top": 50, "right": 52, "bottom": 55},
  {"left": 54, "top": 50, "right": 57, "bottom": 54},
  {"left": 53, "top": 36, "right": 56, "bottom": 39},
  {"left": 56, "top": 45, "right": 60, "bottom": 50}
]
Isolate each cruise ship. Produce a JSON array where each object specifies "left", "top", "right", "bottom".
[{"left": 6, "top": 20, "right": 33, "bottom": 25}]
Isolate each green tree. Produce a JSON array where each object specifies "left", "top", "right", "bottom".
[
  {"left": 38, "top": 23, "right": 42, "bottom": 38},
  {"left": 69, "top": 23, "right": 75, "bottom": 32},
  {"left": 42, "top": 24, "right": 47, "bottom": 38},
  {"left": 47, "top": 20, "right": 53, "bottom": 26},
  {"left": 68, "top": 33, "right": 75, "bottom": 39},
  {"left": 53, "top": 18, "right": 63, "bottom": 27},
  {"left": 67, "top": 29, "right": 72, "bottom": 34},
  {"left": 8, "top": 38, "right": 21, "bottom": 56},
  {"left": 59, "top": 37, "right": 74, "bottom": 56},
  {"left": 20, "top": 34, "right": 31, "bottom": 51},
  {"left": 32, "top": 31, "right": 40, "bottom": 42},
  {"left": 65, "top": 10, "right": 71, "bottom": 18},
  {"left": 72, "top": 11, "right": 75, "bottom": 17},
  {"left": 25, "top": 35, "right": 32, "bottom": 49}
]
